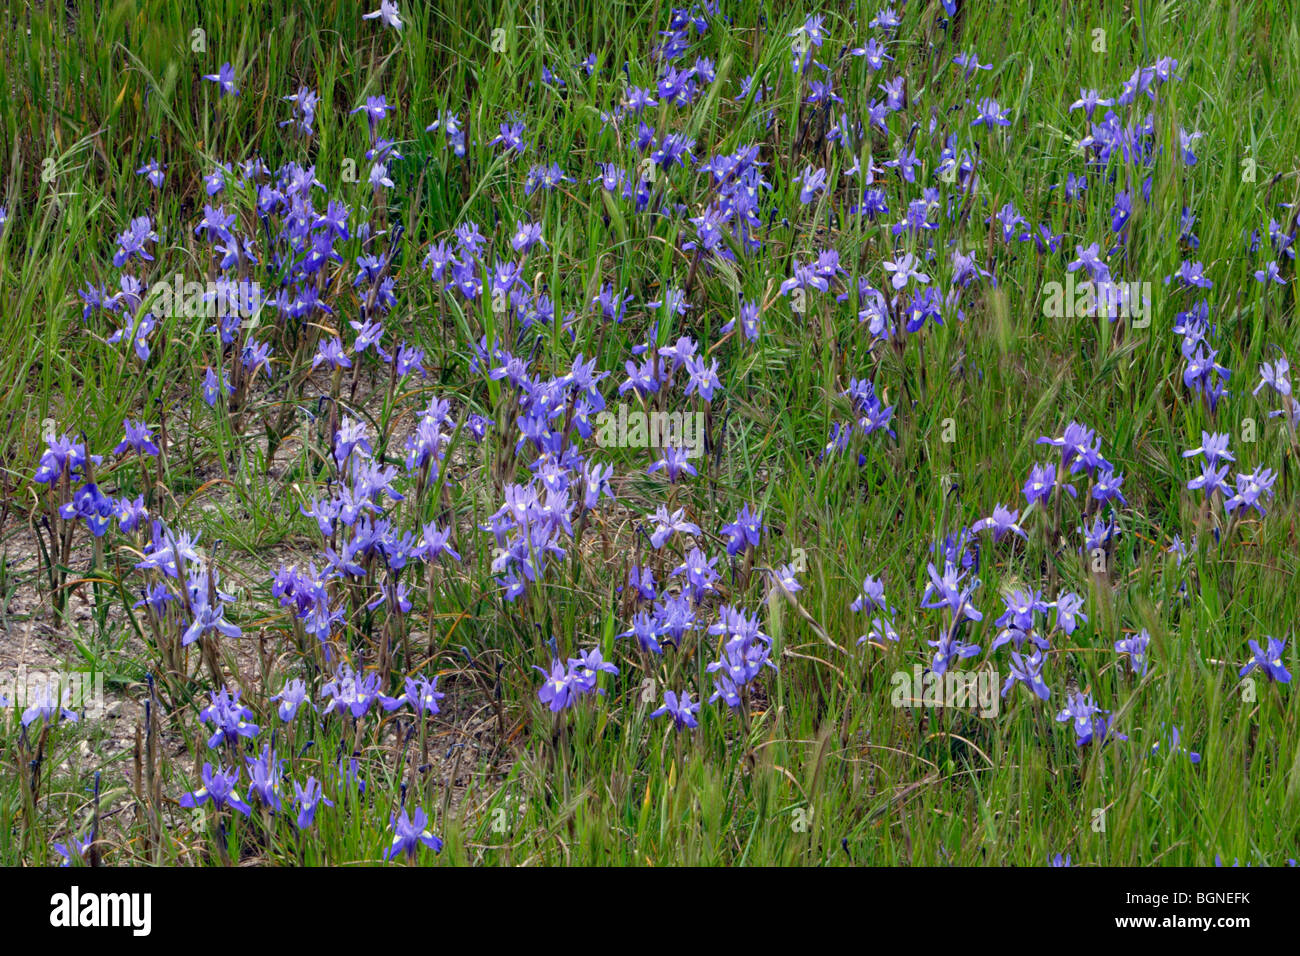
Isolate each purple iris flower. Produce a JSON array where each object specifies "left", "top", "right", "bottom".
[
  {"left": 1151, "top": 726, "right": 1201, "bottom": 764},
  {"left": 380, "top": 675, "right": 445, "bottom": 716},
  {"left": 1253, "top": 356, "right": 1291, "bottom": 397},
  {"left": 1023, "top": 462, "right": 1073, "bottom": 506},
  {"left": 113, "top": 419, "right": 160, "bottom": 457},
  {"left": 1182, "top": 431, "right": 1234, "bottom": 465},
  {"left": 647, "top": 446, "right": 698, "bottom": 483},
  {"left": 1187, "top": 460, "right": 1231, "bottom": 500},
  {"left": 322, "top": 665, "right": 383, "bottom": 718},
  {"left": 649, "top": 506, "right": 700, "bottom": 549},
  {"left": 59, "top": 483, "right": 115, "bottom": 537},
  {"left": 720, "top": 504, "right": 763, "bottom": 556},
  {"left": 1036, "top": 421, "right": 1110, "bottom": 476},
  {"left": 294, "top": 776, "right": 334, "bottom": 829},
  {"left": 673, "top": 547, "right": 720, "bottom": 603},
  {"left": 271, "top": 678, "right": 310, "bottom": 722},
  {"left": 385, "top": 807, "right": 443, "bottom": 861},
  {"left": 53, "top": 834, "right": 93, "bottom": 867},
  {"left": 620, "top": 610, "right": 663, "bottom": 655},
  {"left": 1114, "top": 629, "right": 1152, "bottom": 677},
  {"left": 952, "top": 49, "right": 991, "bottom": 77},
  {"left": 245, "top": 745, "right": 284, "bottom": 811},
  {"left": 199, "top": 687, "right": 260, "bottom": 749},
  {"left": 181, "top": 762, "right": 252, "bottom": 816},
  {"left": 651, "top": 689, "right": 700, "bottom": 729},
  {"left": 536, "top": 659, "right": 577, "bottom": 711},
  {"left": 1224, "top": 467, "right": 1278, "bottom": 516},
  {"left": 20, "top": 682, "right": 79, "bottom": 728},
  {"left": 488, "top": 120, "right": 528, "bottom": 155},
  {"left": 1056, "top": 692, "right": 1124, "bottom": 747},
  {"left": 971, "top": 504, "right": 1026, "bottom": 542},
  {"left": 850, "top": 574, "right": 888, "bottom": 615},
  {"left": 135, "top": 158, "right": 165, "bottom": 188},
  {"left": 797, "top": 165, "right": 827, "bottom": 203},
  {"left": 362, "top": 0, "right": 403, "bottom": 30},
  {"left": 181, "top": 565, "right": 242, "bottom": 646},
  {"left": 971, "top": 97, "right": 1010, "bottom": 128},
  {"left": 566, "top": 648, "right": 619, "bottom": 694},
  {"left": 684, "top": 355, "right": 722, "bottom": 401},
  {"left": 1052, "top": 592, "right": 1088, "bottom": 635},
  {"left": 1002, "top": 648, "right": 1051, "bottom": 700},
  {"left": 920, "top": 561, "right": 983, "bottom": 626},
  {"left": 1069, "top": 88, "right": 1113, "bottom": 119},
  {"left": 1239, "top": 637, "right": 1291, "bottom": 683},
  {"left": 202, "top": 62, "right": 239, "bottom": 97}
]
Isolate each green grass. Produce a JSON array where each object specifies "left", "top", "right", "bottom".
[{"left": 1, "top": 0, "right": 1298, "bottom": 867}]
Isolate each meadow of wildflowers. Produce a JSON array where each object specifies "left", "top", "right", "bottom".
[{"left": 0, "top": 0, "right": 1298, "bottom": 883}]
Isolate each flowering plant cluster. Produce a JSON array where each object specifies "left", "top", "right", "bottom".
[{"left": 3, "top": 0, "right": 1296, "bottom": 869}]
